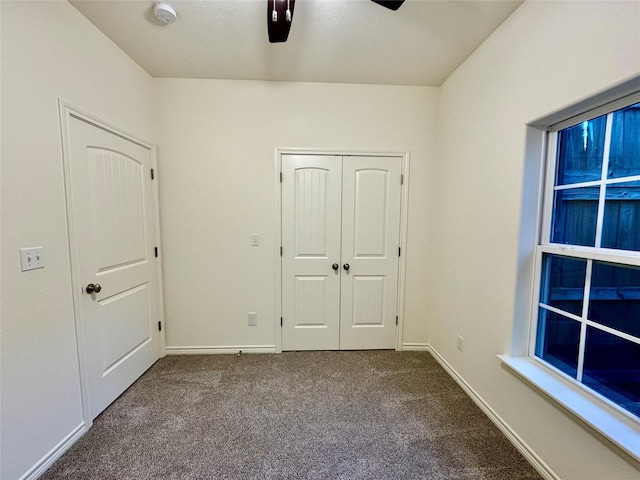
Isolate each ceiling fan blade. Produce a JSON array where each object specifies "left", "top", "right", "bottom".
[
  {"left": 268, "top": 0, "right": 295, "bottom": 43},
  {"left": 371, "top": 0, "right": 405, "bottom": 11}
]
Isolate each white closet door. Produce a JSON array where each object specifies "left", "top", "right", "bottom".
[
  {"left": 281, "top": 155, "right": 343, "bottom": 350},
  {"left": 340, "top": 156, "right": 402, "bottom": 350}
]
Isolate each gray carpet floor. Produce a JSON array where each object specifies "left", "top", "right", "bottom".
[{"left": 42, "top": 351, "right": 542, "bottom": 479}]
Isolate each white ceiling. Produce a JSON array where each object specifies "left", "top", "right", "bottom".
[{"left": 70, "top": 0, "right": 523, "bottom": 86}]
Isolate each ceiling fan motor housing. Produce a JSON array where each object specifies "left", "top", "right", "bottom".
[{"left": 268, "top": 0, "right": 295, "bottom": 43}]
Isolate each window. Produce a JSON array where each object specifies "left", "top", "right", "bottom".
[{"left": 533, "top": 99, "right": 640, "bottom": 420}]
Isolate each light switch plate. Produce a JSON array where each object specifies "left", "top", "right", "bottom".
[
  {"left": 251, "top": 234, "right": 260, "bottom": 246},
  {"left": 20, "top": 247, "right": 44, "bottom": 271},
  {"left": 248, "top": 312, "right": 258, "bottom": 326}
]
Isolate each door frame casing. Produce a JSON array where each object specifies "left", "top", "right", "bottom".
[
  {"left": 274, "top": 148, "right": 410, "bottom": 353},
  {"left": 58, "top": 100, "right": 166, "bottom": 431}
]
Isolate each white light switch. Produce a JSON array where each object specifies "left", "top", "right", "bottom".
[
  {"left": 248, "top": 312, "right": 258, "bottom": 326},
  {"left": 20, "top": 247, "right": 44, "bottom": 271},
  {"left": 251, "top": 234, "right": 260, "bottom": 246}
]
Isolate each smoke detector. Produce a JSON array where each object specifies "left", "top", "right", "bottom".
[{"left": 153, "top": 2, "right": 177, "bottom": 24}]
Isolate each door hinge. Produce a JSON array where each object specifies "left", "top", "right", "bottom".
[
  {"left": 280, "top": 246, "right": 283, "bottom": 256},
  {"left": 396, "top": 315, "right": 398, "bottom": 326},
  {"left": 158, "top": 321, "right": 162, "bottom": 331},
  {"left": 280, "top": 317, "right": 283, "bottom": 327},
  {"left": 154, "top": 246, "right": 158, "bottom": 258},
  {"left": 151, "top": 168, "right": 155, "bottom": 180},
  {"left": 398, "top": 247, "right": 401, "bottom": 256},
  {"left": 401, "top": 174, "right": 404, "bottom": 185},
  {"left": 280, "top": 172, "right": 282, "bottom": 183}
]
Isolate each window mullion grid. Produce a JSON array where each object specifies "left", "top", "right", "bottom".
[
  {"left": 554, "top": 180, "right": 601, "bottom": 191},
  {"left": 575, "top": 114, "right": 611, "bottom": 382},
  {"left": 605, "top": 174, "right": 640, "bottom": 186},
  {"left": 584, "top": 318, "right": 640, "bottom": 346},
  {"left": 576, "top": 259, "right": 593, "bottom": 382},
  {"left": 552, "top": 175, "right": 640, "bottom": 193},
  {"left": 594, "top": 112, "right": 613, "bottom": 248}
]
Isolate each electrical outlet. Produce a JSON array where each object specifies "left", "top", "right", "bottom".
[
  {"left": 20, "top": 247, "right": 44, "bottom": 271},
  {"left": 456, "top": 335, "right": 464, "bottom": 352},
  {"left": 248, "top": 312, "right": 258, "bottom": 326}
]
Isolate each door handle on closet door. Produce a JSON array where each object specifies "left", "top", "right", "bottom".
[
  {"left": 86, "top": 283, "right": 102, "bottom": 294},
  {"left": 343, "top": 263, "right": 350, "bottom": 271},
  {"left": 332, "top": 263, "right": 339, "bottom": 271}
]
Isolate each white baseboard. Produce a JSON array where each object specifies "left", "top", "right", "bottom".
[
  {"left": 426, "top": 345, "right": 560, "bottom": 480},
  {"left": 165, "top": 345, "right": 276, "bottom": 355},
  {"left": 401, "top": 342, "right": 430, "bottom": 351},
  {"left": 19, "top": 422, "right": 86, "bottom": 480}
]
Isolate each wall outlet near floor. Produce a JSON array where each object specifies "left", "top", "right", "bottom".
[
  {"left": 456, "top": 335, "right": 464, "bottom": 352},
  {"left": 248, "top": 312, "right": 258, "bottom": 326}
]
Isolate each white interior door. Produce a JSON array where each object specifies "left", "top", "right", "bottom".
[
  {"left": 281, "top": 154, "right": 402, "bottom": 351},
  {"left": 281, "top": 155, "right": 342, "bottom": 350},
  {"left": 340, "top": 156, "right": 402, "bottom": 349},
  {"left": 67, "top": 115, "right": 161, "bottom": 419}
]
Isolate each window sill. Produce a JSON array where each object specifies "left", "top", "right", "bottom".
[{"left": 498, "top": 355, "right": 640, "bottom": 466}]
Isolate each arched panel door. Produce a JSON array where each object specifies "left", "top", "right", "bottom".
[
  {"left": 281, "top": 154, "right": 402, "bottom": 351},
  {"left": 67, "top": 115, "right": 161, "bottom": 418}
]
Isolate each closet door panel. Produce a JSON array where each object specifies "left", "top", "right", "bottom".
[
  {"left": 340, "top": 156, "right": 402, "bottom": 350},
  {"left": 281, "top": 155, "right": 342, "bottom": 350}
]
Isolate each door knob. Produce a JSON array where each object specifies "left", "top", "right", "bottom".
[
  {"left": 343, "top": 263, "right": 350, "bottom": 271},
  {"left": 86, "top": 283, "right": 102, "bottom": 294},
  {"left": 332, "top": 263, "right": 339, "bottom": 271}
]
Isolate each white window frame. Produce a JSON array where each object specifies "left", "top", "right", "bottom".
[
  {"left": 529, "top": 94, "right": 640, "bottom": 427},
  {"left": 501, "top": 88, "right": 640, "bottom": 467}
]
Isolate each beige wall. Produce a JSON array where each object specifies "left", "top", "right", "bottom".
[
  {"left": 0, "top": 2, "right": 154, "bottom": 478},
  {"left": 429, "top": 1, "right": 640, "bottom": 479},
  {"left": 3, "top": 1, "right": 640, "bottom": 479},
  {"left": 154, "top": 79, "right": 437, "bottom": 351}
]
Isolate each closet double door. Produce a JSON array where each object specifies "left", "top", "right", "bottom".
[{"left": 281, "top": 154, "right": 402, "bottom": 351}]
